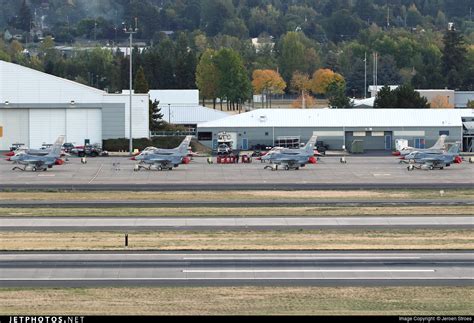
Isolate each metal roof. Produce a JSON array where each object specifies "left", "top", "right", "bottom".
[
  {"left": 198, "top": 109, "right": 474, "bottom": 129},
  {"left": 162, "top": 105, "right": 230, "bottom": 125}
]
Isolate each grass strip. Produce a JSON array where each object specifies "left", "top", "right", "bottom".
[
  {"left": 1, "top": 229, "right": 472, "bottom": 250},
  {"left": 0, "top": 287, "right": 472, "bottom": 315}
]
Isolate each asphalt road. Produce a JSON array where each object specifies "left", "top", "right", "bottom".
[
  {"left": 1, "top": 156, "right": 473, "bottom": 190},
  {"left": 1, "top": 199, "right": 473, "bottom": 208},
  {"left": 1, "top": 216, "right": 472, "bottom": 231},
  {"left": 1, "top": 251, "right": 471, "bottom": 287}
]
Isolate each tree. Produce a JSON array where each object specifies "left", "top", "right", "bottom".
[
  {"left": 442, "top": 27, "right": 467, "bottom": 90},
  {"left": 373, "top": 85, "right": 398, "bottom": 108},
  {"left": 310, "top": 69, "right": 345, "bottom": 96},
  {"left": 215, "top": 48, "right": 251, "bottom": 112},
  {"left": 16, "top": 0, "right": 32, "bottom": 31},
  {"left": 175, "top": 33, "right": 197, "bottom": 89},
  {"left": 278, "top": 32, "right": 307, "bottom": 82},
  {"left": 196, "top": 49, "right": 220, "bottom": 108},
  {"left": 292, "top": 93, "right": 316, "bottom": 109},
  {"left": 374, "top": 84, "right": 430, "bottom": 108},
  {"left": 327, "top": 81, "right": 353, "bottom": 109},
  {"left": 467, "top": 100, "right": 474, "bottom": 108},
  {"left": 252, "top": 69, "right": 286, "bottom": 108},
  {"left": 430, "top": 95, "right": 454, "bottom": 109},
  {"left": 134, "top": 66, "right": 149, "bottom": 94},
  {"left": 149, "top": 99, "right": 164, "bottom": 131},
  {"left": 406, "top": 4, "right": 422, "bottom": 27},
  {"left": 290, "top": 71, "right": 312, "bottom": 109}
]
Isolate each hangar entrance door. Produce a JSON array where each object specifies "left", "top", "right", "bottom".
[
  {"left": 463, "top": 121, "right": 474, "bottom": 152},
  {"left": 345, "top": 131, "right": 393, "bottom": 151},
  {"left": 0, "top": 109, "right": 29, "bottom": 151}
]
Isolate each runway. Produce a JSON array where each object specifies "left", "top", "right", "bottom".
[
  {"left": 2, "top": 199, "right": 473, "bottom": 208},
  {"left": 1, "top": 251, "right": 471, "bottom": 287},
  {"left": 1, "top": 216, "right": 472, "bottom": 231},
  {"left": 1, "top": 156, "right": 473, "bottom": 190}
]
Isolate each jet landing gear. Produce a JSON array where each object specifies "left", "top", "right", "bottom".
[
  {"left": 407, "top": 164, "right": 438, "bottom": 171},
  {"left": 134, "top": 164, "right": 173, "bottom": 171},
  {"left": 12, "top": 166, "right": 47, "bottom": 172},
  {"left": 264, "top": 164, "right": 301, "bottom": 171},
  {"left": 264, "top": 164, "right": 278, "bottom": 171}
]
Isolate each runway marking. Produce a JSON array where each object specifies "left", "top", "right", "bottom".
[
  {"left": 37, "top": 174, "right": 55, "bottom": 177},
  {"left": 88, "top": 164, "right": 103, "bottom": 184},
  {"left": 183, "top": 269, "right": 436, "bottom": 273},
  {"left": 4, "top": 276, "right": 470, "bottom": 282},
  {"left": 182, "top": 257, "right": 422, "bottom": 260}
]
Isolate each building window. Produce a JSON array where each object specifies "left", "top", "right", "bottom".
[
  {"left": 439, "top": 130, "right": 449, "bottom": 136},
  {"left": 198, "top": 132, "right": 212, "bottom": 141},
  {"left": 265, "top": 132, "right": 269, "bottom": 136},
  {"left": 414, "top": 138, "right": 425, "bottom": 149}
]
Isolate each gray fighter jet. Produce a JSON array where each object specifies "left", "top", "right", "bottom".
[
  {"left": 397, "top": 135, "right": 447, "bottom": 157},
  {"left": 133, "top": 136, "right": 193, "bottom": 171},
  {"left": 262, "top": 135, "right": 318, "bottom": 170},
  {"left": 405, "top": 144, "right": 462, "bottom": 171},
  {"left": 10, "top": 136, "right": 66, "bottom": 171}
]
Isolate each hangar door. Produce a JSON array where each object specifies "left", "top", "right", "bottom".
[
  {"left": 345, "top": 131, "right": 392, "bottom": 151},
  {"left": 29, "top": 109, "right": 102, "bottom": 148},
  {"left": 0, "top": 109, "right": 29, "bottom": 151}
]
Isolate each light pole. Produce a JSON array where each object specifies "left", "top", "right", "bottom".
[
  {"left": 168, "top": 104, "right": 171, "bottom": 123},
  {"left": 123, "top": 19, "right": 138, "bottom": 155}
]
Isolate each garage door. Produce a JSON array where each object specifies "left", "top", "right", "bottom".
[
  {"left": 0, "top": 109, "right": 29, "bottom": 150},
  {"left": 65, "top": 109, "right": 102, "bottom": 146},
  {"left": 29, "top": 108, "right": 102, "bottom": 148},
  {"left": 345, "top": 131, "right": 392, "bottom": 151},
  {"left": 29, "top": 109, "right": 66, "bottom": 148}
]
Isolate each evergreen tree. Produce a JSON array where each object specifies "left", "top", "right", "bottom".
[
  {"left": 327, "top": 81, "right": 353, "bottom": 109},
  {"left": 374, "top": 84, "right": 430, "bottom": 108},
  {"left": 175, "top": 33, "right": 197, "bottom": 89},
  {"left": 16, "top": 0, "right": 32, "bottom": 32},
  {"left": 149, "top": 99, "right": 164, "bottom": 131},
  {"left": 133, "top": 66, "right": 149, "bottom": 94},
  {"left": 442, "top": 26, "right": 467, "bottom": 90}
]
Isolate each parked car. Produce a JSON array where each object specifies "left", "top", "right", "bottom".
[
  {"left": 217, "top": 143, "right": 232, "bottom": 155},
  {"left": 71, "top": 144, "right": 108, "bottom": 157}
]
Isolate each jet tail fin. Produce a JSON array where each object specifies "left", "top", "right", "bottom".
[
  {"left": 304, "top": 135, "right": 318, "bottom": 154},
  {"left": 47, "top": 135, "right": 65, "bottom": 157},
  {"left": 178, "top": 136, "right": 193, "bottom": 155},
  {"left": 430, "top": 135, "right": 447, "bottom": 150}
]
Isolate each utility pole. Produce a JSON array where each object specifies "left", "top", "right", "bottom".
[
  {"left": 364, "top": 52, "right": 367, "bottom": 99},
  {"left": 123, "top": 18, "right": 138, "bottom": 155}
]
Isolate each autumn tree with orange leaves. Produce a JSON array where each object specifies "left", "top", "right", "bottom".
[
  {"left": 290, "top": 71, "right": 314, "bottom": 109},
  {"left": 311, "top": 68, "right": 345, "bottom": 95},
  {"left": 252, "top": 69, "right": 286, "bottom": 108}
]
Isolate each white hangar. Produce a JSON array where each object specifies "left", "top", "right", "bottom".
[{"left": 0, "top": 60, "right": 149, "bottom": 150}]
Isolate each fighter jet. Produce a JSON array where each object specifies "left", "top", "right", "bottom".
[
  {"left": 396, "top": 135, "right": 447, "bottom": 157},
  {"left": 133, "top": 136, "right": 193, "bottom": 171},
  {"left": 405, "top": 144, "right": 462, "bottom": 171},
  {"left": 9, "top": 136, "right": 66, "bottom": 171},
  {"left": 261, "top": 135, "right": 318, "bottom": 170}
]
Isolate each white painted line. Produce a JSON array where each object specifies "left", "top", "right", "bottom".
[
  {"left": 89, "top": 164, "right": 103, "bottom": 184},
  {"left": 37, "top": 174, "right": 56, "bottom": 177},
  {"left": 183, "top": 269, "right": 436, "bottom": 273},
  {"left": 182, "top": 257, "right": 421, "bottom": 260},
  {"left": 2, "top": 276, "right": 470, "bottom": 281}
]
